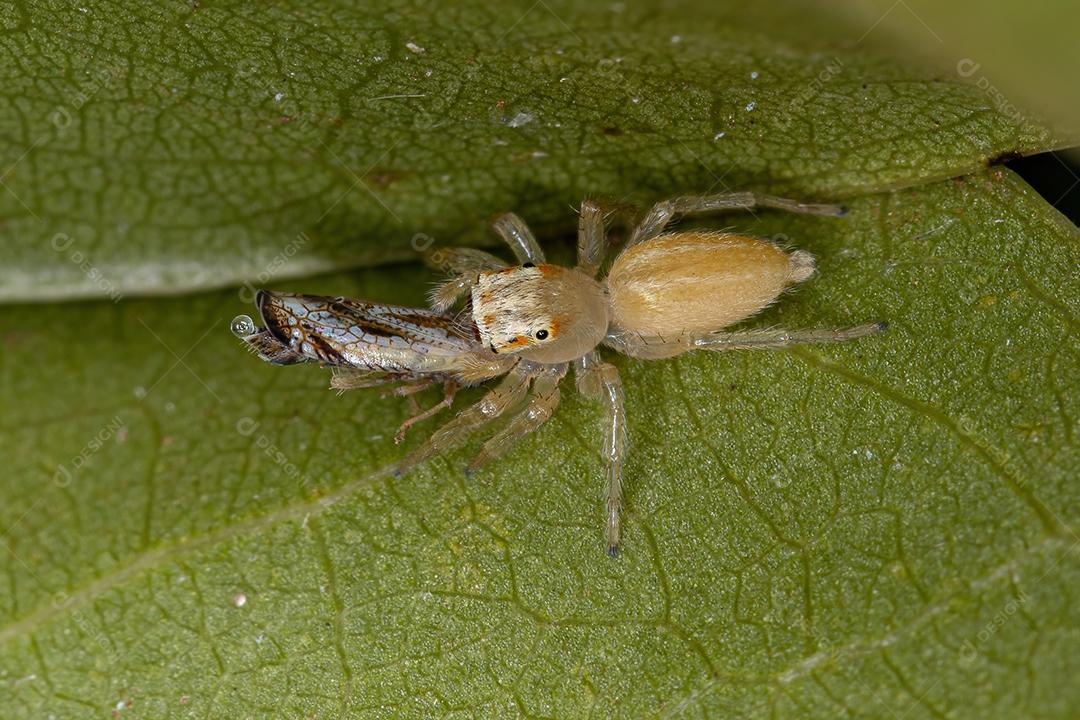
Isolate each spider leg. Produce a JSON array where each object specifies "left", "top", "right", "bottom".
[
  {"left": 492, "top": 212, "right": 546, "bottom": 264},
  {"left": 427, "top": 248, "right": 509, "bottom": 311},
  {"left": 467, "top": 364, "right": 567, "bottom": 472},
  {"left": 428, "top": 247, "right": 508, "bottom": 274},
  {"left": 394, "top": 380, "right": 458, "bottom": 444},
  {"left": 693, "top": 322, "right": 886, "bottom": 350},
  {"left": 577, "top": 200, "right": 607, "bottom": 276},
  {"left": 577, "top": 199, "right": 640, "bottom": 276},
  {"left": 573, "top": 351, "right": 603, "bottom": 397},
  {"left": 576, "top": 356, "right": 628, "bottom": 557},
  {"left": 608, "top": 321, "right": 887, "bottom": 359},
  {"left": 395, "top": 364, "right": 535, "bottom": 476},
  {"left": 628, "top": 192, "right": 847, "bottom": 247}
]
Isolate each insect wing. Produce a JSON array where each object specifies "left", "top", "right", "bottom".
[{"left": 256, "top": 291, "right": 473, "bottom": 371}]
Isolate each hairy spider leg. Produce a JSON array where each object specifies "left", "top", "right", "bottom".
[
  {"left": 628, "top": 192, "right": 847, "bottom": 247},
  {"left": 608, "top": 322, "right": 887, "bottom": 360},
  {"left": 467, "top": 364, "right": 567, "bottom": 472},
  {"left": 395, "top": 364, "right": 536, "bottom": 476},
  {"left": 492, "top": 212, "right": 546, "bottom": 265}
]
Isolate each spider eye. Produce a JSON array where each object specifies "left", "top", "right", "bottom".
[
  {"left": 534, "top": 329, "right": 549, "bottom": 340},
  {"left": 522, "top": 262, "right": 536, "bottom": 268}
]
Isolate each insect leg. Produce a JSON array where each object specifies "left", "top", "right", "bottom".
[
  {"left": 467, "top": 365, "right": 567, "bottom": 472},
  {"left": 379, "top": 379, "right": 437, "bottom": 419},
  {"left": 394, "top": 380, "right": 459, "bottom": 444},
  {"left": 628, "top": 192, "right": 847, "bottom": 247},
  {"left": 329, "top": 369, "right": 403, "bottom": 392},
  {"left": 395, "top": 365, "right": 534, "bottom": 476},
  {"left": 381, "top": 379, "right": 437, "bottom": 399},
  {"left": 491, "top": 212, "right": 546, "bottom": 264}
]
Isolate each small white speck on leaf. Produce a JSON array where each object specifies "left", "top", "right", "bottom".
[
  {"left": 273, "top": 92, "right": 284, "bottom": 102},
  {"left": 133, "top": 386, "right": 146, "bottom": 399},
  {"left": 506, "top": 112, "right": 535, "bottom": 128},
  {"left": 745, "top": 101, "right": 756, "bottom": 111},
  {"left": 670, "top": 35, "right": 682, "bottom": 43},
  {"left": 406, "top": 41, "right": 426, "bottom": 54},
  {"left": 232, "top": 592, "right": 247, "bottom": 608},
  {"left": 750, "top": 70, "right": 759, "bottom": 80},
  {"left": 713, "top": 131, "right": 726, "bottom": 141}
]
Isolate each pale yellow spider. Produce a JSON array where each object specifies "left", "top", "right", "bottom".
[{"left": 234, "top": 192, "right": 885, "bottom": 556}]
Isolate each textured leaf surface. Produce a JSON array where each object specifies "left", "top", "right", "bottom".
[
  {"left": 834, "top": 0, "right": 1080, "bottom": 129},
  {"left": 0, "top": 0, "right": 1066, "bottom": 302},
  {"left": 1, "top": 168, "right": 1077, "bottom": 718}
]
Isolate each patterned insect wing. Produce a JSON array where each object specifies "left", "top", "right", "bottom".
[{"left": 255, "top": 291, "right": 476, "bottom": 373}]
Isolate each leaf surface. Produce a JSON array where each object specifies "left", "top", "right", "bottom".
[
  {"left": 0, "top": 0, "right": 1067, "bottom": 302},
  {"left": 1, "top": 168, "right": 1077, "bottom": 718}
]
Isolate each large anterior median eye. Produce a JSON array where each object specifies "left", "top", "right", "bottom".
[{"left": 534, "top": 329, "right": 549, "bottom": 340}]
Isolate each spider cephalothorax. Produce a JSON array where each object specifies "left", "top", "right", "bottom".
[
  {"left": 234, "top": 192, "right": 885, "bottom": 556},
  {"left": 472, "top": 263, "right": 609, "bottom": 364}
]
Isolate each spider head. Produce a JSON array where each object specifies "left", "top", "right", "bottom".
[{"left": 471, "top": 263, "right": 609, "bottom": 364}]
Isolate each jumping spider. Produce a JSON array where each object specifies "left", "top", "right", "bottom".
[{"left": 233, "top": 192, "right": 885, "bottom": 556}]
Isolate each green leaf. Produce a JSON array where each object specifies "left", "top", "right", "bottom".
[
  {"left": 0, "top": 0, "right": 1069, "bottom": 302},
  {"left": 831, "top": 0, "right": 1080, "bottom": 130},
  {"left": 1, "top": 168, "right": 1077, "bottom": 718}
]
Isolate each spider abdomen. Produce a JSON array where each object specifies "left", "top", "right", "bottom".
[{"left": 605, "top": 231, "right": 815, "bottom": 336}]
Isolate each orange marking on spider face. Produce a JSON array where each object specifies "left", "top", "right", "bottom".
[
  {"left": 505, "top": 336, "right": 529, "bottom": 348},
  {"left": 538, "top": 264, "right": 561, "bottom": 278},
  {"left": 549, "top": 319, "right": 561, "bottom": 337},
  {"left": 483, "top": 314, "right": 495, "bottom": 326}
]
